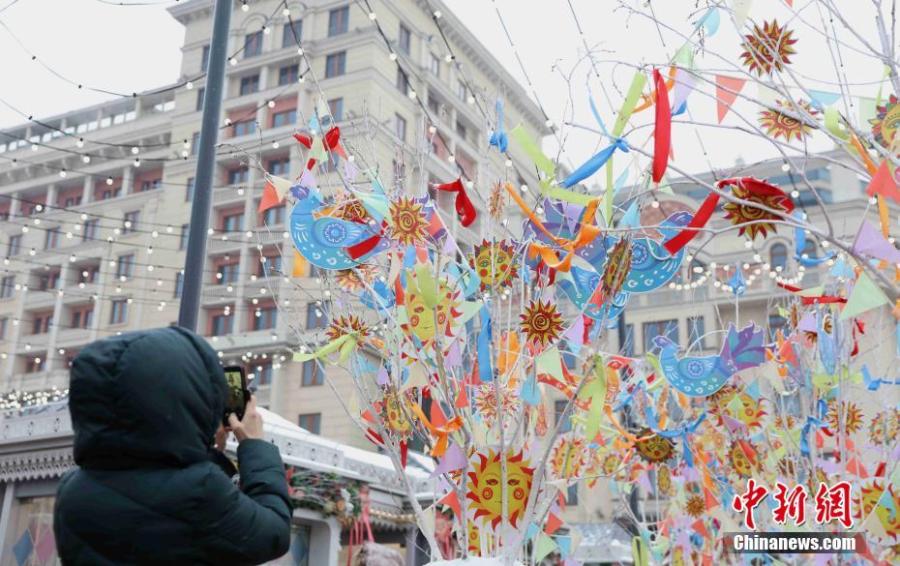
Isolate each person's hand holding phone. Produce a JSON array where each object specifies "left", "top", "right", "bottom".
[{"left": 228, "top": 396, "right": 264, "bottom": 443}]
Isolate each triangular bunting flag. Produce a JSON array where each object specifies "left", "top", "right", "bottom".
[
  {"left": 866, "top": 161, "right": 900, "bottom": 203},
  {"left": 715, "top": 75, "right": 747, "bottom": 123},
  {"left": 266, "top": 174, "right": 293, "bottom": 200},
  {"left": 291, "top": 249, "right": 308, "bottom": 277},
  {"left": 853, "top": 220, "right": 900, "bottom": 263},
  {"left": 840, "top": 272, "right": 889, "bottom": 320},
  {"left": 258, "top": 181, "right": 282, "bottom": 213}
]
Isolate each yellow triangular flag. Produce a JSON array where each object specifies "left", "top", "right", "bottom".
[{"left": 291, "top": 249, "right": 308, "bottom": 277}]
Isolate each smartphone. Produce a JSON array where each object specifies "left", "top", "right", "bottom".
[{"left": 222, "top": 365, "right": 250, "bottom": 427}]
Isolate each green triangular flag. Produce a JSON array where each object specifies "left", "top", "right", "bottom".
[
  {"left": 534, "top": 533, "right": 558, "bottom": 563},
  {"left": 840, "top": 272, "right": 889, "bottom": 320},
  {"left": 536, "top": 346, "right": 563, "bottom": 380}
]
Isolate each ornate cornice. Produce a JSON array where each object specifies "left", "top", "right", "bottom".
[{"left": 0, "top": 447, "right": 74, "bottom": 482}]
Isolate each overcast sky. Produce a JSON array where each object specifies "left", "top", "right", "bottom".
[{"left": 0, "top": 0, "right": 885, "bottom": 175}]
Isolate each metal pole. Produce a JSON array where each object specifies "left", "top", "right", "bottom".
[{"left": 178, "top": 0, "right": 232, "bottom": 331}]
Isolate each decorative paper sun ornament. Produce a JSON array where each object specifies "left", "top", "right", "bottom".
[
  {"left": 333, "top": 264, "right": 376, "bottom": 292},
  {"left": 709, "top": 385, "right": 766, "bottom": 428},
  {"left": 473, "top": 382, "right": 517, "bottom": 425},
  {"left": 602, "top": 237, "right": 633, "bottom": 298},
  {"left": 331, "top": 198, "right": 371, "bottom": 223},
  {"left": 403, "top": 278, "right": 460, "bottom": 343},
  {"left": 548, "top": 433, "right": 589, "bottom": 480},
  {"left": 600, "top": 453, "right": 623, "bottom": 476},
  {"left": 519, "top": 299, "right": 564, "bottom": 347},
  {"left": 858, "top": 481, "right": 900, "bottom": 539},
  {"left": 488, "top": 182, "right": 507, "bottom": 219},
  {"left": 325, "top": 314, "right": 370, "bottom": 341},
  {"left": 870, "top": 94, "right": 900, "bottom": 148},
  {"left": 826, "top": 400, "right": 864, "bottom": 434},
  {"left": 720, "top": 178, "right": 795, "bottom": 240},
  {"left": 470, "top": 240, "right": 518, "bottom": 291},
  {"left": 634, "top": 428, "right": 675, "bottom": 463},
  {"left": 869, "top": 409, "right": 900, "bottom": 445},
  {"left": 389, "top": 197, "right": 429, "bottom": 246},
  {"left": 685, "top": 495, "right": 705, "bottom": 518},
  {"left": 759, "top": 100, "right": 818, "bottom": 142},
  {"left": 379, "top": 387, "right": 414, "bottom": 438},
  {"left": 740, "top": 20, "right": 797, "bottom": 76},
  {"left": 777, "top": 457, "right": 798, "bottom": 478},
  {"left": 728, "top": 441, "right": 756, "bottom": 478},
  {"left": 657, "top": 465, "right": 674, "bottom": 496},
  {"left": 466, "top": 449, "right": 534, "bottom": 529}
]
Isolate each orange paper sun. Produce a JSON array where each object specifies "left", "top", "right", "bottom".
[
  {"left": 519, "top": 299, "right": 564, "bottom": 347},
  {"left": 548, "top": 433, "right": 589, "bottom": 480},
  {"left": 729, "top": 441, "right": 757, "bottom": 478},
  {"left": 634, "top": 428, "right": 675, "bottom": 464},
  {"left": 470, "top": 239, "right": 518, "bottom": 291},
  {"left": 858, "top": 481, "right": 900, "bottom": 540},
  {"left": 740, "top": 20, "right": 797, "bottom": 76},
  {"left": 333, "top": 265, "right": 376, "bottom": 292},
  {"left": 325, "top": 314, "right": 370, "bottom": 341},
  {"left": 389, "top": 197, "right": 429, "bottom": 246},
  {"left": 709, "top": 385, "right": 766, "bottom": 429},
  {"left": 826, "top": 400, "right": 864, "bottom": 434},
  {"left": 759, "top": 99, "right": 818, "bottom": 142},
  {"left": 473, "top": 382, "right": 517, "bottom": 425},
  {"left": 722, "top": 179, "right": 794, "bottom": 240},
  {"left": 685, "top": 495, "right": 706, "bottom": 518},
  {"left": 466, "top": 449, "right": 534, "bottom": 530},
  {"left": 869, "top": 409, "right": 900, "bottom": 446}
]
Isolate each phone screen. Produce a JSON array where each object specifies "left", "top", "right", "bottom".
[{"left": 224, "top": 368, "right": 246, "bottom": 418}]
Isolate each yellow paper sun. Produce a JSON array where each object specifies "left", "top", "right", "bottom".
[
  {"left": 710, "top": 385, "right": 766, "bottom": 428},
  {"left": 389, "top": 197, "right": 429, "bottom": 246},
  {"left": 470, "top": 239, "right": 517, "bottom": 291},
  {"left": 549, "top": 433, "right": 589, "bottom": 480},
  {"left": 404, "top": 278, "right": 460, "bottom": 343},
  {"left": 379, "top": 387, "right": 414, "bottom": 438},
  {"left": 333, "top": 264, "right": 376, "bottom": 292},
  {"left": 869, "top": 409, "right": 900, "bottom": 446},
  {"left": 740, "top": 20, "right": 797, "bottom": 76},
  {"left": 519, "top": 299, "right": 564, "bottom": 347},
  {"left": 858, "top": 481, "right": 900, "bottom": 540},
  {"left": 685, "top": 495, "right": 705, "bottom": 518},
  {"left": 634, "top": 428, "right": 675, "bottom": 464},
  {"left": 325, "top": 314, "right": 370, "bottom": 341},
  {"left": 759, "top": 99, "right": 818, "bottom": 142},
  {"left": 466, "top": 450, "right": 534, "bottom": 530},
  {"left": 657, "top": 464, "right": 673, "bottom": 496},
  {"left": 728, "top": 441, "right": 757, "bottom": 478},
  {"left": 826, "top": 400, "right": 864, "bottom": 434},
  {"left": 473, "top": 382, "right": 517, "bottom": 425}
]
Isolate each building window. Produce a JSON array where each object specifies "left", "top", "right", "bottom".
[
  {"left": 306, "top": 302, "right": 326, "bottom": 329},
  {"left": 244, "top": 30, "right": 263, "bottom": 57},
  {"left": 554, "top": 399, "right": 571, "bottom": 432},
  {"left": 232, "top": 120, "right": 256, "bottom": 137},
  {"left": 239, "top": 74, "right": 260, "bottom": 95},
  {"left": 82, "top": 219, "right": 98, "bottom": 241},
  {"left": 99, "top": 187, "right": 121, "bottom": 201},
  {"left": 566, "top": 484, "right": 578, "bottom": 505},
  {"left": 396, "top": 67, "right": 409, "bottom": 94},
  {"left": 455, "top": 120, "right": 467, "bottom": 140},
  {"left": 7, "top": 235, "right": 21, "bottom": 256},
  {"left": 262, "top": 206, "right": 285, "bottom": 226},
  {"left": 643, "top": 319, "right": 679, "bottom": 353},
  {"left": 123, "top": 211, "right": 140, "bottom": 233},
  {"left": 253, "top": 305, "right": 278, "bottom": 330},
  {"left": 770, "top": 242, "right": 788, "bottom": 269},
  {"left": 222, "top": 212, "right": 244, "bottom": 232},
  {"left": 63, "top": 195, "right": 82, "bottom": 207},
  {"left": 216, "top": 262, "right": 240, "bottom": 284},
  {"left": 394, "top": 114, "right": 407, "bottom": 142},
  {"left": 254, "top": 361, "right": 273, "bottom": 385},
  {"left": 227, "top": 167, "right": 249, "bottom": 185},
  {"left": 268, "top": 158, "right": 290, "bottom": 176},
  {"left": 0, "top": 276, "right": 14, "bottom": 299},
  {"left": 196, "top": 88, "right": 205, "bottom": 112},
  {"left": 283, "top": 19, "right": 302, "bottom": 47},
  {"left": 325, "top": 51, "right": 346, "bottom": 78},
  {"left": 78, "top": 267, "right": 98, "bottom": 284},
  {"left": 186, "top": 178, "right": 195, "bottom": 202},
  {"left": 620, "top": 323, "right": 635, "bottom": 356},
  {"left": 44, "top": 227, "right": 60, "bottom": 249},
  {"left": 301, "top": 359, "right": 323, "bottom": 386},
  {"left": 31, "top": 313, "right": 52, "bottom": 335},
  {"left": 297, "top": 413, "right": 321, "bottom": 433},
  {"left": 258, "top": 254, "right": 282, "bottom": 276},
  {"left": 398, "top": 23, "right": 411, "bottom": 54},
  {"left": 0, "top": 317, "right": 6, "bottom": 340},
  {"left": 457, "top": 80, "right": 467, "bottom": 101},
  {"left": 328, "top": 6, "right": 349, "bottom": 36},
  {"left": 687, "top": 316, "right": 706, "bottom": 349},
  {"left": 26, "top": 357, "right": 45, "bottom": 373},
  {"left": 179, "top": 224, "right": 189, "bottom": 250},
  {"left": 272, "top": 109, "right": 296, "bottom": 128},
  {"left": 110, "top": 299, "right": 128, "bottom": 325},
  {"left": 191, "top": 132, "right": 200, "bottom": 155},
  {"left": 116, "top": 254, "right": 135, "bottom": 279},
  {"left": 201, "top": 44, "right": 210, "bottom": 72},
  {"left": 429, "top": 53, "right": 440, "bottom": 77},
  {"left": 174, "top": 272, "right": 184, "bottom": 298},
  {"left": 71, "top": 308, "right": 93, "bottom": 329},
  {"left": 37, "top": 270, "right": 60, "bottom": 291},
  {"left": 278, "top": 64, "right": 299, "bottom": 85},
  {"left": 327, "top": 98, "right": 343, "bottom": 122},
  {"left": 210, "top": 313, "right": 232, "bottom": 336}
]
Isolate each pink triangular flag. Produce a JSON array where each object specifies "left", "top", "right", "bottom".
[
  {"left": 715, "top": 75, "right": 747, "bottom": 123},
  {"left": 866, "top": 161, "right": 900, "bottom": 203},
  {"left": 853, "top": 220, "right": 900, "bottom": 263}
]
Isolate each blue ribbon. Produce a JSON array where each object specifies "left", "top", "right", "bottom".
[
  {"left": 794, "top": 211, "right": 835, "bottom": 266},
  {"left": 561, "top": 138, "right": 630, "bottom": 188},
  {"left": 488, "top": 99, "right": 508, "bottom": 152},
  {"left": 477, "top": 304, "right": 493, "bottom": 382},
  {"left": 654, "top": 414, "right": 706, "bottom": 467},
  {"left": 800, "top": 399, "right": 827, "bottom": 457},
  {"left": 862, "top": 364, "right": 900, "bottom": 390}
]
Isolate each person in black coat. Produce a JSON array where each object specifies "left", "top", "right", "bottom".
[{"left": 53, "top": 326, "right": 292, "bottom": 565}]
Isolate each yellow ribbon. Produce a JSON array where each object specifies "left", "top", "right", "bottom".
[{"left": 293, "top": 333, "right": 359, "bottom": 364}]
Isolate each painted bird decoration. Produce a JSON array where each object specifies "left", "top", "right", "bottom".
[
  {"left": 654, "top": 322, "right": 767, "bottom": 397},
  {"left": 290, "top": 191, "right": 380, "bottom": 270}
]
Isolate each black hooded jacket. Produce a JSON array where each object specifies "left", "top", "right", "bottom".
[{"left": 53, "top": 327, "right": 291, "bottom": 564}]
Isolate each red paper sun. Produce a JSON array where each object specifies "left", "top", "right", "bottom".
[
  {"left": 740, "top": 20, "right": 797, "bottom": 76},
  {"left": 721, "top": 178, "right": 795, "bottom": 240},
  {"left": 759, "top": 99, "right": 818, "bottom": 142},
  {"left": 519, "top": 299, "right": 564, "bottom": 347}
]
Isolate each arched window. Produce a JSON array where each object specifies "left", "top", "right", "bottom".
[{"left": 770, "top": 243, "right": 788, "bottom": 269}]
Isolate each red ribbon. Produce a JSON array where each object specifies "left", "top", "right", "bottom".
[
  {"left": 346, "top": 220, "right": 386, "bottom": 260},
  {"left": 433, "top": 178, "right": 477, "bottom": 227},
  {"left": 663, "top": 191, "right": 720, "bottom": 255},
  {"left": 293, "top": 126, "right": 347, "bottom": 170},
  {"left": 652, "top": 68, "right": 671, "bottom": 184},
  {"left": 776, "top": 282, "right": 847, "bottom": 304}
]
